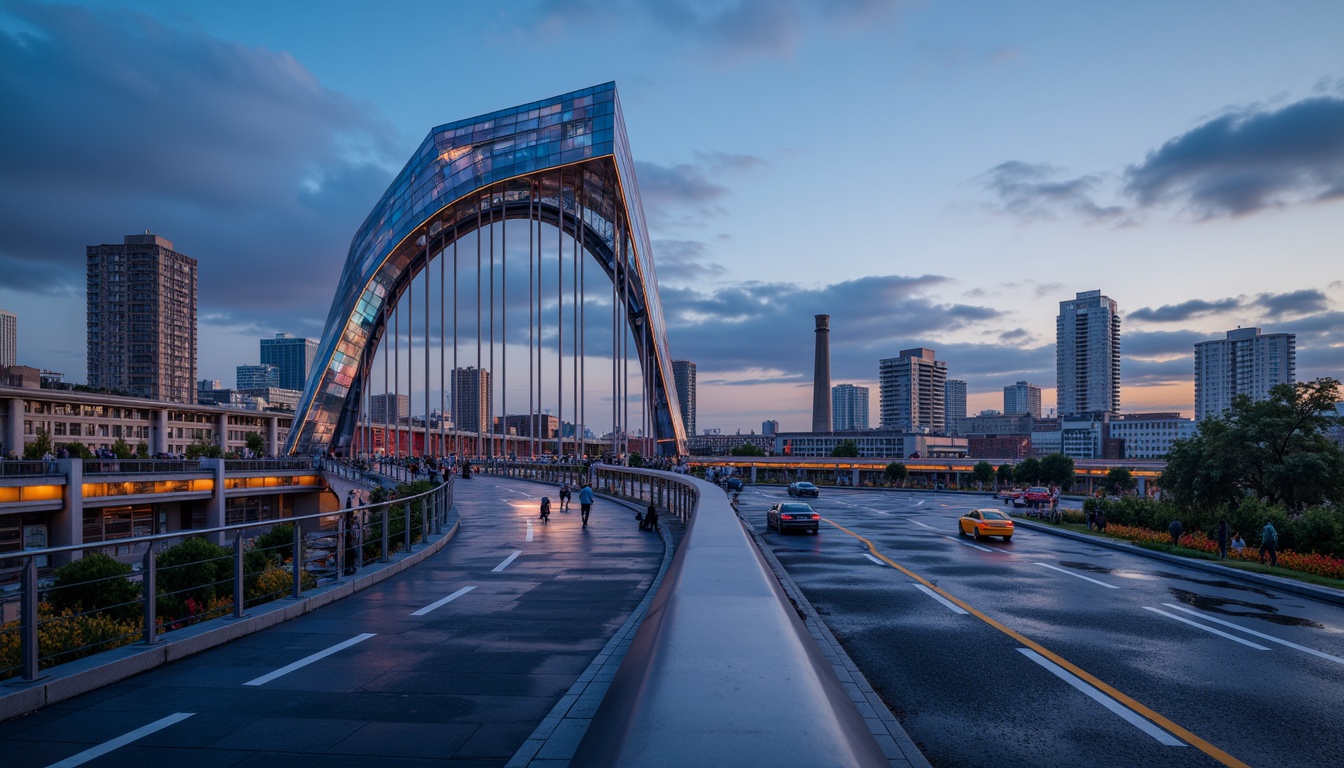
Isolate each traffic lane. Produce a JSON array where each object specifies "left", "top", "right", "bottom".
[
  {"left": 759, "top": 496, "right": 1344, "bottom": 768},
  {"left": 0, "top": 476, "right": 663, "bottom": 767},
  {"left": 761, "top": 524, "right": 1219, "bottom": 768}
]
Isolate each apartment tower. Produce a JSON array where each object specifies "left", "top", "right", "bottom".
[
  {"left": 672, "top": 359, "right": 697, "bottom": 437},
  {"left": 1056, "top": 290, "right": 1120, "bottom": 417},
  {"left": 1194, "top": 328, "right": 1296, "bottom": 422},
  {"left": 878, "top": 348, "right": 947, "bottom": 432}
]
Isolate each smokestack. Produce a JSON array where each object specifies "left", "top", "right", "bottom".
[{"left": 812, "top": 314, "right": 831, "bottom": 432}]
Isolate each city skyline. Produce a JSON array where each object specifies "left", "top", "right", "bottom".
[{"left": 3, "top": 2, "right": 1343, "bottom": 433}]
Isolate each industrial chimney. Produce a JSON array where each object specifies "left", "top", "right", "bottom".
[{"left": 812, "top": 315, "right": 831, "bottom": 432}]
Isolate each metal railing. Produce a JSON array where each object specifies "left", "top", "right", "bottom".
[
  {"left": 0, "top": 476, "right": 454, "bottom": 683},
  {"left": 225, "top": 458, "right": 319, "bottom": 473},
  {"left": 0, "top": 460, "right": 62, "bottom": 477},
  {"left": 83, "top": 459, "right": 203, "bottom": 474}
]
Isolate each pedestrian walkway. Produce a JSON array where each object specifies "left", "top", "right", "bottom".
[{"left": 0, "top": 476, "right": 667, "bottom": 767}]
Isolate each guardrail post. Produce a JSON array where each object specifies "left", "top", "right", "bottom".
[
  {"left": 143, "top": 545, "right": 158, "bottom": 645},
  {"left": 336, "top": 516, "right": 347, "bottom": 580},
  {"left": 21, "top": 557, "right": 40, "bottom": 681},
  {"left": 291, "top": 524, "right": 303, "bottom": 599},
  {"left": 404, "top": 498, "right": 412, "bottom": 552},
  {"left": 381, "top": 505, "right": 390, "bottom": 563},
  {"left": 233, "top": 533, "right": 245, "bottom": 619}
]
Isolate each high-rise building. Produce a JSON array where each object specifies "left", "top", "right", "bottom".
[
  {"left": 944, "top": 379, "right": 967, "bottom": 432},
  {"left": 812, "top": 315, "right": 832, "bottom": 432},
  {"left": 762, "top": 419, "right": 779, "bottom": 436},
  {"left": 369, "top": 393, "right": 410, "bottom": 424},
  {"left": 831, "top": 384, "right": 870, "bottom": 431},
  {"left": 1194, "top": 327, "right": 1296, "bottom": 422},
  {"left": 87, "top": 233, "right": 197, "bottom": 403},
  {"left": 0, "top": 309, "right": 15, "bottom": 367},
  {"left": 879, "top": 348, "right": 947, "bottom": 432},
  {"left": 1003, "top": 380, "right": 1043, "bottom": 418},
  {"left": 452, "top": 366, "right": 492, "bottom": 435},
  {"left": 260, "top": 333, "right": 320, "bottom": 392},
  {"left": 1056, "top": 290, "right": 1120, "bottom": 417},
  {"left": 236, "top": 364, "right": 279, "bottom": 390},
  {"left": 672, "top": 360, "right": 696, "bottom": 437}
]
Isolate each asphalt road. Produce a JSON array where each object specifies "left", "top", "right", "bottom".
[{"left": 750, "top": 485, "right": 1344, "bottom": 768}]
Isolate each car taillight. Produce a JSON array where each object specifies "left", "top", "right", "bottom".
[
  {"left": 810, "top": 514, "right": 818, "bottom": 519},
  {"left": 781, "top": 514, "right": 793, "bottom": 520}
]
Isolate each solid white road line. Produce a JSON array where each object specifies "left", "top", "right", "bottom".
[
  {"left": 1017, "top": 648, "right": 1185, "bottom": 747},
  {"left": 526, "top": 520, "right": 534, "bottom": 542},
  {"left": 492, "top": 550, "right": 522, "bottom": 572},
  {"left": 914, "top": 583, "right": 969, "bottom": 614},
  {"left": 907, "top": 519, "right": 938, "bottom": 530},
  {"left": 411, "top": 586, "right": 477, "bottom": 617},
  {"left": 863, "top": 553, "right": 889, "bottom": 567},
  {"left": 243, "top": 633, "right": 376, "bottom": 686},
  {"left": 1036, "top": 562, "right": 1120, "bottom": 589},
  {"left": 915, "top": 500, "right": 927, "bottom": 506},
  {"left": 46, "top": 712, "right": 195, "bottom": 768},
  {"left": 944, "top": 535, "right": 994, "bottom": 552},
  {"left": 1162, "top": 603, "right": 1344, "bottom": 665},
  {"left": 1142, "top": 607, "right": 1271, "bottom": 650}
]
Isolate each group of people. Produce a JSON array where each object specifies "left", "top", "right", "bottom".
[
  {"left": 539, "top": 481, "right": 596, "bottom": 526},
  {"left": 1205, "top": 518, "right": 1275, "bottom": 565}
]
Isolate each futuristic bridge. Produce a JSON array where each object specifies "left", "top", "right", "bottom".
[{"left": 288, "top": 83, "right": 686, "bottom": 458}]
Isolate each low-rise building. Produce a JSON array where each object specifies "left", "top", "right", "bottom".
[
  {"left": 1108, "top": 412, "right": 1197, "bottom": 459},
  {"left": 773, "top": 430, "right": 967, "bottom": 459}
]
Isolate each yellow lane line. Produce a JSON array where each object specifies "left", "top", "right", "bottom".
[{"left": 823, "top": 517, "right": 1252, "bottom": 768}]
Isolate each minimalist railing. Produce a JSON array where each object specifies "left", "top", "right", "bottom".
[{"left": 82, "top": 459, "right": 202, "bottom": 474}]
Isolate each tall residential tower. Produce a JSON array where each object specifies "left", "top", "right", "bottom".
[
  {"left": 879, "top": 348, "right": 947, "bottom": 433},
  {"left": 86, "top": 233, "right": 197, "bottom": 403},
  {"left": 831, "top": 383, "right": 870, "bottom": 431},
  {"left": 1194, "top": 328, "right": 1295, "bottom": 421},
  {"left": 0, "top": 310, "right": 15, "bottom": 368},
  {"left": 1056, "top": 290, "right": 1120, "bottom": 417},
  {"left": 1003, "top": 381, "right": 1043, "bottom": 418},
  {"left": 672, "top": 360, "right": 697, "bottom": 437},
  {"left": 260, "top": 333, "right": 320, "bottom": 392}
]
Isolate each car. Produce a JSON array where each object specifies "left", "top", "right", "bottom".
[
  {"left": 994, "top": 488, "right": 1022, "bottom": 501},
  {"left": 723, "top": 477, "right": 744, "bottom": 492},
  {"left": 958, "top": 508, "right": 1014, "bottom": 541},
  {"left": 768, "top": 502, "right": 820, "bottom": 534},
  {"left": 1021, "top": 486, "right": 1051, "bottom": 507},
  {"left": 787, "top": 481, "right": 819, "bottom": 498}
]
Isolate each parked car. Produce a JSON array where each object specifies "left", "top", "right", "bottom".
[
  {"left": 787, "top": 481, "right": 819, "bottom": 498},
  {"left": 1022, "top": 487, "right": 1051, "bottom": 507},
  {"left": 723, "top": 477, "right": 744, "bottom": 492},
  {"left": 768, "top": 502, "right": 820, "bottom": 534},
  {"left": 959, "top": 508, "right": 1014, "bottom": 541},
  {"left": 994, "top": 487, "right": 1022, "bottom": 501}
]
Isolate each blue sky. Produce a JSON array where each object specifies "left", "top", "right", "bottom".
[{"left": 2, "top": 0, "right": 1342, "bottom": 433}]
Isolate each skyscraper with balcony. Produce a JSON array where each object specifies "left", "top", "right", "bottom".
[
  {"left": 879, "top": 348, "right": 947, "bottom": 432},
  {"left": 1056, "top": 290, "right": 1120, "bottom": 417},
  {"left": 1003, "top": 380, "right": 1042, "bottom": 417},
  {"left": 831, "top": 383, "right": 870, "bottom": 431},
  {"left": 260, "top": 333, "right": 320, "bottom": 392},
  {"left": 672, "top": 359, "right": 696, "bottom": 437},
  {"left": 87, "top": 233, "right": 197, "bottom": 403},
  {"left": 1194, "top": 328, "right": 1295, "bottom": 422},
  {"left": 452, "top": 366, "right": 492, "bottom": 436},
  {"left": 0, "top": 309, "right": 15, "bottom": 367}
]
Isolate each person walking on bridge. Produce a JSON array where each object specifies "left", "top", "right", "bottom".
[{"left": 579, "top": 483, "right": 595, "bottom": 527}]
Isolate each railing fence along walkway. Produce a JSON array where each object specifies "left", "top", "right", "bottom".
[{"left": 1, "top": 474, "right": 454, "bottom": 686}]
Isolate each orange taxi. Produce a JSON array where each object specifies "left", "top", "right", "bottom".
[{"left": 958, "top": 508, "right": 1015, "bottom": 541}]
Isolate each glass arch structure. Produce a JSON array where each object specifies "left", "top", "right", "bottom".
[{"left": 287, "top": 83, "right": 687, "bottom": 457}]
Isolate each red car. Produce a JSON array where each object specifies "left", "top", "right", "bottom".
[{"left": 1022, "top": 487, "right": 1051, "bottom": 506}]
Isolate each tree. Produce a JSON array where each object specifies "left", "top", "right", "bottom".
[
  {"left": 996, "top": 463, "right": 1015, "bottom": 487},
  {"left": 884, "top": 461, "right": 908, "bottom": 487},
  {"left": 23, "top": 428, "right": 52, "bottom": 459},
  {"left": 1015, "top": 457, "right": 1043, "bottom": 485},
  {"left": 729, "top": 443, "right": 766, "bottom": 457},
  {"left": 972, "top": 461, "right": 995, "bottom": 489},
  {"left": 63, "top": 441, "right": 94, "bottom": 459},
  {"left": 1040, "top": 453, "right": 1075, "bottom": 489},
  {"left": 135, "top": 441, "right": 150, "bottom": 458},
  {"left": 830, "top": 439, "right": 859, "bottom": 458},
  {"left": 111, "top": 437, "right": 134, "bottom": 459},
  {"left": 1161, "top": 378, "right": 1344, "bottom": 511},
  {"left": 1105, "top": 467, "right": 1135, "bottom": 496},
  {"left": 185, "top": 436, "right": 223, "bottom": 459},
  {"left": 244, "top": 432, "right": 267, "bottom": 457}
]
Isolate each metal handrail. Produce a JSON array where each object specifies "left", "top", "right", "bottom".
[{"left": 83, "top": 459, "right": 203, "bottom": 474}]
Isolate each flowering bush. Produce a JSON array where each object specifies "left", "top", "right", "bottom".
[
  {"left": 1100, "top": 524, "right": 1344, "bottom": 581},
  {"left": 1, "top": 604, "right": 141, "bottom": 681}
]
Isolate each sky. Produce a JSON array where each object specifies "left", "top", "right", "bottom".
[{"left": 1, "top": 0, "right": 1342, "bottom": 435}]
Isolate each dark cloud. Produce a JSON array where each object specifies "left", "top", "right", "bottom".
[
  {"left": 634, "top": 151, "right": 763, "bottom": 227},
  {"left": 980, "top": 161, "right": 1126, "bottom": 221},
  {"left": 1127, "top": 298, "right": 1241, "bottom": 323},
  {"left": 1122, "top": 329, "right": 1207, "bottom": 358},
  {"left": 0, "top": 3, "right": 400, "bottom": 360},
  {"left": 1124, "top": 96, "right": 1344, "bottom": 217},
  {"left": 1251, "top": 289, "right": 1330, "bottom": 318},
  {"left": 1121, "top": 356, "right": 1195, "bottom": 388},
  {"left": 650, "top": 239, "right": 728, "bottom": 284}
]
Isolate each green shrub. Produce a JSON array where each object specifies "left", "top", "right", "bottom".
[
  {"left": 156, "top": 537, "right": 234, "bottom": 618},
  {"left": 0, "top": 605, "right": 141, "bottom": 680},
  {"left": 45, "top": 553, "right": 142, "bottom": 621}
]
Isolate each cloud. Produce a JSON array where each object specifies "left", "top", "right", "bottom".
[
  {"left": 650, "top": 239, "right": 728, "bottom": 284},
  {"left": 634, "top": 151, "right": 763, "bottom": 227},
  {"left": 1122, "top": 329, "right": 1207, "bottom": 359},
  {"left": 980, "top": 161, "right": 1127, "bottom": 221},
  {"left": 1128, "top": 298, "right": 1241, "bottom": 323},
  {"left": 1124, "top": 96, "right": 1344, "bottom": 217},
  {"left": 1251, "top": 289, "right": 1330, "bottom": 318}
]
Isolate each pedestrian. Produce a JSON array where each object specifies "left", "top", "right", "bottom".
[
  {"left": 579, "top": 482, "right": 595, "bottom": 527},
  {"left": 1095, "top": 508, "right": 1106, "bottom": 532},
  {"left": 346, "top": 489, "right": 355, "bottom": 509},
  {"left": 640, "top": 501, "right": 660, "bottom": 532},
  {"left": 1216, "top": 518, "right": 1229, "bottom": 560},
  {"left": 539, "top": 496, "right": 551, "bottom": 524},
  {"left": 1231, "top": 532, "right": 1246, "bottom": 552},
  {"left": 1086, "top": 506, "right": 1095, "bottom": 530},
  {"left": 1259, "top": 520, "right": 1279, "bottom": 566},
  {"left": 1169, "top": 518, "right": 1183, "bottom": 547},
  {"left": 559, "top": 482, "right": 572, "bottom": 512}
]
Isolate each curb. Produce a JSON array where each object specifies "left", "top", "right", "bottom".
[
  {"left": 743, "top": 511, "right": 932, "bottom": 768},
  {"left": 1012, "top": 518, "right": 1344, "bottom": 608},
  {"left": 1, "top": 512, "right": 461, "bottom": 722}
]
